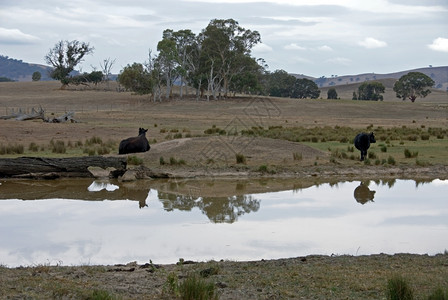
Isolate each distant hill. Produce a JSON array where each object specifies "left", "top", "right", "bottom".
[
  {"left": 293, "top": 66, "right": 448, "bottom": 91},
  {"left": 0, "top": 55, "right": 54, "bottom": 81},
  {"left": 1, "top": 55, "right": 447, "bottom": 92}
]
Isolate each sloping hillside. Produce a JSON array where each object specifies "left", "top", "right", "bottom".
[
  {"left": 293, "top": 66, "right": 448, "bottom": 91},
  {"left": 0, "top": 55, "right": 53, "bottom": 81}
]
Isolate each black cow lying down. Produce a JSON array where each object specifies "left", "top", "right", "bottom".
[
  {"left": 354, "top": 132, "right": 376, "bottom": 161},
  {"left": 119, "top": 128, "right": 150, "bottom": 155}
]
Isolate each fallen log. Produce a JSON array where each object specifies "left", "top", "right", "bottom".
[
  {"left": 0, "top": 107, "right": 45, "bottom": 121},
  {"left": 44, "top": 111, "right": 80, "bottom": 123},
  {"left": 0, "top": 156, "right": 127, "bottom": 179}
]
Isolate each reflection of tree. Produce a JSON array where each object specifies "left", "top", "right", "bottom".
[
  {"left": 354, "top": 182, "right": 376, "bottom": 205},
  {"left": 158, "top": 192, "right": 260, "bottom": 223}
]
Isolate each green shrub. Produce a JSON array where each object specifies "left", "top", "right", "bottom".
[
  {"left": 404, "top": 149, "right": 418, "bottom": 158},
  {"left": 0, "top": 143, "right": 24, "bottom": 155},
  {"left": 159, "top": 157, "right": 166, "bottom": 165},
  {"left": 88, "top": 289, "right": 115, "bottom": 300},
  {"left": 178, "top": 274, "right": 218, "bottom": 300},
  {"left": 339, "top": 136, "right": 349, "bottom": 143},
  {"left": 51, "top": 140, "right": 66, "bottom": 154},
  {"left": 235, "top": 153, "right": 246, "bottom": 164},
  {"left": 204, "top": 125, "right": 226, "bottom": 135},
  {"left": 29, "top": 142, "right": 39, "bottom": 152},
  {"left": 173, "top": 133, "right": 183, "bottom": 139},
  {"left": 421, "top": 134, "right": 430, "bottom": 140},
  {"left": 386, "top": 275, "right": 414, "bottom": 300},
  {"left": 387, "top": 156, "right": 396, "bottom": 165},
  {"left": 368, "top": 151, "right": 377, "bottom": 159},
  {"left": 127, "top": 155, "right": 143, "bottom": 165},
  {"left": 258, "top": 165, "right": 268, "bottom": 173},
  {"left": 97, "top": 146, "right": 110, "bottom": 155},
  {"left": 85, "top": 136, "right": 103, "bottom": 145}
]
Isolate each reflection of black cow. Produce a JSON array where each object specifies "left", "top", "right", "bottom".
[
  {"left": 118, "top": 128, "right": 150, "bottom": 155},
  {"left": 354, "top": 132, "right": 376, "bottom": 161},
  {"left": 354, "top": 182, "right": 376, "bottom": 205}
]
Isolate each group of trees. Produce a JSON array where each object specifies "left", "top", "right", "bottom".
[
  {"left": 43, "top": 19, "right": 436, "bottom": 102},
  {"left": 118, "top": 19, "right": 265, "bottom": 101},
  {"left": 264, "top": 70, "right": 320, "bottom": 99}
]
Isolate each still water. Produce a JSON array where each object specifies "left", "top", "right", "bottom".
[{"left": 0, "top": 178, "right": 447, "bottom": 267}]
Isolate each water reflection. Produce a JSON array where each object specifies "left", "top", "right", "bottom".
[
  {"left": 353, "top": 182, "right": 376, "bottom": 205},
  {"left": 0, "top": 178, "right": 447, "bottom": 267},
  {"left": 87, "top": 181, "right": 119, "bottom": 192},
  {"left": 159, "top": 192, "right": 260, "bottom": 223}
]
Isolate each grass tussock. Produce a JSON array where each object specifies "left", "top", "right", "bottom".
[
  {"left": 0, "top": 143, "right": 24, "bottom": 155},
  {"left": 235, "top": 153, "right": 246, "bottom": 164},
  {"left": 386, "top": 275, "right": 414, "bottom": 300},
  {"left": 164, "top": 272, "right": 218, "bottom": 300}
]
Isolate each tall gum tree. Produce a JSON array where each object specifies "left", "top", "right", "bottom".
[
  {"left": 393, "top": 72, "right": 435, "bottom": 102},
  {"left": 200, "top": 19, "right": 261, "bottom": 98}
]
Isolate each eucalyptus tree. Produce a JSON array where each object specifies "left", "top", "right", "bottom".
[
  {"left": 157, "top": 37, "right": 178, "bottom": 99},
  {"left": 357, "top": 81, "right": 385, "bottom": 101},
  {"left": 117, "top": 63, "right": 152, "bottom": 95},
  {"left": 45, "top": 40, "right": 94, "bottom": 88},
  {"left": 393, "top": 72, "right": 435, "bottom": 102},
  {"left": 162, "top": 29, "right": 197, "bottom": 98},
  {"left": 200, "top": 18, "right": 261, "bottom": 99},
  {"left": 292, "top": 78, "right": 320, "bottom": 99},
  {"left": 265, "top": 69, "right": 296, "bottom": 97}
]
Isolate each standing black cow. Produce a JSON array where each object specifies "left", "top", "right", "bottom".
[
  {"left": 354, "top": 132, "right": 376, "bottom": 161},
  {"left": 118, "top": 128, "right": 150, "bottom": 154}
]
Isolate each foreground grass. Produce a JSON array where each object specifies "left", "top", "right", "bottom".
[{"left": 1, "top": 254, "right": 447, "bottom": 299}]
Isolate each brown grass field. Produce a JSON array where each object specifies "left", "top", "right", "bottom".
[
  {"left": 0, "top": 81, "right": 448, "bottom": 299},
  {"left": 0, "top": 80, "right": 447, "bottom": 177}
]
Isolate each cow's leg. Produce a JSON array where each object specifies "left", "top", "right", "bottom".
[{"left": 360, "top": 150, "right": 365, "bottom": 161}]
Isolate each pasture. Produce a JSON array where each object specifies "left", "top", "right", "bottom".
[{"left": 0, "top": 80, "right": 447, "bottom": 174}]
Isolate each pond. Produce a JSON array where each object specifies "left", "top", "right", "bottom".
[{"left": 0, "top": 177, "right": 447, "bottom": 267}]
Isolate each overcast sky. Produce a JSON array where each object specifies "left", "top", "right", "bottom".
[{"left": 1, "top": 0, "right": 447, "bottom": 77}]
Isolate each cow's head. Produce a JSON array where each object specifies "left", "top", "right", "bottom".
[{"left": 369, "top": 132, "right": 376, "bottom": 143}]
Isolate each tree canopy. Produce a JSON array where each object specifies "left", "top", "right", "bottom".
[
  {"left": 356, "top": 82, "right": 385, "bottom": 101},
  {"left": 116, "top": 18, "right": 324, "bottom": 101},
  {"left": 292, "top": 78, "right": 320, "bottom": 99},
  {"left": 118, "top": 63, "right": 153, "bottom": 95},
  {"left": 45, "top": 40, "right": 94, "bottom": 87},
  {"left": 327, "top": 88, "right": 338, "bottom": 99},
  {"left": 393, "top": 72, "right": 435, "bottom": 102}
]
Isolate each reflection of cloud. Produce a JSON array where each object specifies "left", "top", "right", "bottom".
[
  {"left": 87, "top": 182, "right": 119, "bottom": 192},
  {"left": 432, "top": 179, "right": 448, "bottom": 186}
]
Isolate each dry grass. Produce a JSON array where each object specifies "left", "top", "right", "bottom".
[
  {"left": 1, "top": 254, "right": 447, "bottom": 299},
  {"left": 0, "top": 81, "right": 447, "bottom": 173}
]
